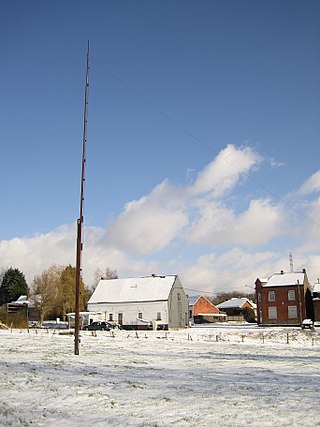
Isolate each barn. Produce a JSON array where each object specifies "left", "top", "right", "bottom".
[
  {"left": 189, "top": 295, "right": 226, "bottom": 324},
  {"left": 87, "top": 274, "right": 189, "bottom": 330}
]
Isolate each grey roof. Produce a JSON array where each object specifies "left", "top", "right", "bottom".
[
  {"left": 262, "top": 272, "right": 305, "bottom": 288},
  {"left": 216, "top": 298, "right": 252, "bottom": 309},
  {"left": 88, "top": 275, "right": 178, "bottom": 304},
  {"left": 188, "top": 295, "right": 200, "bottom": 306}
]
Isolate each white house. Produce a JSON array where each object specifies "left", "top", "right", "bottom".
[{"left": 87, "top": 274, "right": 189, "bottom": 330}]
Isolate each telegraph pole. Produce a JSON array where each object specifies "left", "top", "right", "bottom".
[{"left": 75, "top": 40, "right": 90, "bottom": 355}]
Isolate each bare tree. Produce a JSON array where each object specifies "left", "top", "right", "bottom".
[
  {"left": 31, "top": 265, "right": 63, "bottom": 323},
  {"left": 91, "top": 267, "right": 118, "bottom": 292},
  {"left": 209, "top": 290, "right": 255, "bottom": 306},
  {"left": 31, "top": 264, "right": 89, "bottom": 322}
]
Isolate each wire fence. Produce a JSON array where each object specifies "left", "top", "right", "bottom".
[{"left": 4, "top": 326, "right": 320, "bottom": 347}]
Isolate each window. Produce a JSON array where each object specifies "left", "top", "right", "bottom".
[
  {"left": 258, "top": 293, "right": 261, "bottom": 303},
  {"left": 268, "top": 291, "right": 276, "bottom": 302},
  {"left": 177, "top": 293, "right": 181, "bottom": 301},
  {"left": 288, "top": 306, "right": 297, "bottom": 319},
  {"left": 138, "top": 312, "right": 143, "bottom": 319},
  {"left": 268, "top": 307, "right": 277, "bottom": 320},
  {"left": 118, "top": 313, "right": 123, "bottom": 325},
  {"left": 288, "top": 290, "right": 295, "bottom": 301},
  {"left": 109, "top": 313, "right": 113, "bottom": 321},
  {"left": 156, "top": 312, "right": 162, "bottom": 321}
]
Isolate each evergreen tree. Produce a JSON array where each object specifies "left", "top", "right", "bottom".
[
  {"left": 0, "top": 268, "right": 29, "bottom": 305},
  {"left": 243, "top": 307, "right": 256, "bottom": 323}
]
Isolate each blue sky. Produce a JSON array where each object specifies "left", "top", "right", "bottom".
[{"left": 1, "top": 0, "right": 319, "bottom": 293}]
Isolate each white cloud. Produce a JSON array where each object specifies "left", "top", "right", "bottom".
[
  {"left": 103, "top": 182, "right": 188, "bottom": 255},
  {"left": 269, "top": 157, "right": 285, "bottom": 168},
  {"left": 298, "top": 170, "right": 320, "bottom": 195},
  {"left": 0, "top": 145, "right": 319, "bottom": 292},
  {"left": 297, "top": 197, "right": 320, "bottom": 250},
  {"left": 180, "top": 248, "right": 278, "bottom": 293},
  {"left": 189, "top": 144, "right": 261, "bottom": 198},
  {"left": 0, "top": 224, "right": 77, "bottom": 284},
  {"left": 186, "top": 198, "right": 284, "bottom": 247}
]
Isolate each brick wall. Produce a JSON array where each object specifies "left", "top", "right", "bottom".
[
  {"left": 256, "top": 282, "right": 305, "bottom": 325},
  {"left": 194, "top": 296, "right": 219, "bottom": 316}
]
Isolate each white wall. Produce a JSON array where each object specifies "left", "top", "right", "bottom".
[
  {"left": 168, "top": 277, "right": 189, "bottom": 328},
  {"left": 88, "top": 300, "right": 169, "bottom": 327}
]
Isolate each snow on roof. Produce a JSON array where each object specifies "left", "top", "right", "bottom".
[
  {"left": 196, "top": 313, "right": 227, "bottom": 317},
  {"left": 12, "top": 295, "right": 29, "bottom": 305},
  {"left": 262, "top": 272, "right": 305, "bottom": 287},
  {"left": 313, "top": 282, "right": 320, "bottom": 293},
  {"left": 216, "top": 297, "right": 252, "bottom": 309},
  {"left": 88, "top": 275, "right": 178, "bottom": 304},
  {"left": 188, "top": 295, "right": 200, "bottom": 306}
]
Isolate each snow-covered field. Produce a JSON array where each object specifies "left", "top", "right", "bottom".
[{"left": 0, "top": 326, "right": 319, "bottom": 426}]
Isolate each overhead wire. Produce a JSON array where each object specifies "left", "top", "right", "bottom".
[{"left": 95, "top": 59, "right": 320, "bottom": 231}]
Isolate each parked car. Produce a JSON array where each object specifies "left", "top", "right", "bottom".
[
  {"left": 84, "top": 321, "right": 121, "bottom": 331},
  {"left": 301, "top": 319, "right": 314, "bottom": 329},
  {"left": 84, "top": 321, "right": 112, "bottom": 331}
]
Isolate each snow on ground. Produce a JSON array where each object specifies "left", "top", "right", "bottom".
[{"left": 0, "top": 326, "right": 319, "bottom": 426}]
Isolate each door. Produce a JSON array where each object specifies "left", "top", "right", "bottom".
[{"left": 118, "top": 313, "right": 123, "bottom": 325}]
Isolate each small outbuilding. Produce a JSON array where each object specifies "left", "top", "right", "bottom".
[
  {"left": 216, "top": 298, "right": 256, "bottom": 322},
  {"left": 87, "top": 274, "right": 189, "bottom": 330},
  {"left": 189, "top": 295, "right": 226, "bottom": 323}
]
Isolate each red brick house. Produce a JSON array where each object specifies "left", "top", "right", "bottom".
[
  {"left": 312, "top": 279, "right": 320, "bottom": 322},
  {"left": 189, "top": 295, "right": 226, "bottom": 323},
  {"left": 255, "top": 269, "right": 314, "bottom": 326}
]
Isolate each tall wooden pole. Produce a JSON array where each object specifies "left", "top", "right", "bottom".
[{"left": 75, "top": 40, "right": 90, "bottom": 355}]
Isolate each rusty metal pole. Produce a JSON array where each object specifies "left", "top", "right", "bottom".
[{"left": 75, "top": 40, "right": 90, "bottom": 355}]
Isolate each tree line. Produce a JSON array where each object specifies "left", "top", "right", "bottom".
[
  {"left": 209, "top": 290, "right": 256, "bottom": 306},
  {"left": 0, "top": 265, "right": 118, "bottom": 324}
]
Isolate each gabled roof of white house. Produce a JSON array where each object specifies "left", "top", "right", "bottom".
[
  {"left": 216, "top": 297, "right": 254, "bottom": 309},
  {"left": 88, "top": 275, "right": 178, "bottom": 304},
  {"left": 262, "top": 271, "right": 306, "bottom": 287}
]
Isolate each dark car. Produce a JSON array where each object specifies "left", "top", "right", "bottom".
[{"left": 84, "top": 321, "right": 112, "bottom": 331}]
